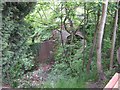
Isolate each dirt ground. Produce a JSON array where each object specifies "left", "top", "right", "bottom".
[{"left": 86, "top": 81, "right": 106, "bottom": 88}]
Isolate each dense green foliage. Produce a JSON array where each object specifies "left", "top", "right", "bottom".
[
  {"left": 2, "top": 2, "right": 36, "bottom": 87},
  {"left": 2, "top": 1, "right": 120, "bottom": 88}
]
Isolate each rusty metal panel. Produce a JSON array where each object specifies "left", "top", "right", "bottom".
[
  {"left": 38, "top": 40, "right": 55, "bottom": 63},
  {"left": 38, "top": 30, "right": 85, "bottom": 64},
  {"left": 75, "top": 30, "right": 84, "bottom": 39}
]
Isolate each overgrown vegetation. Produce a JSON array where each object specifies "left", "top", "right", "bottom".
[
  {"left": 2, "top": 1, "right": 120, "bottom": 88},
  {"left": 2, "top": 2, "right": 36, "bottom": 87}
]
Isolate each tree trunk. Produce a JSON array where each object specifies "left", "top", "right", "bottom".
[
  {"left": 96, "top": 0, "right": 108, "bottom": 81},
  {"left": 87, "top": 10, "right": 100, "bottom": 73},
  {"left": 118, "top": 1, "right": 120, "bottom": 25},
  {"left": 60, "top": 3, "right": 67, "bottom": 58},
  {"left": 109, "top": 1, "right": 119, "bottom": 70},
  {"left": 82, "top": 2, "right": 86, "bottom": 71},
  {"left": 117, "top": 47, "right": 120, "bottom": 65},
  {"left": 117, "top": 1, "right": 120, "bottom": 47}
]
